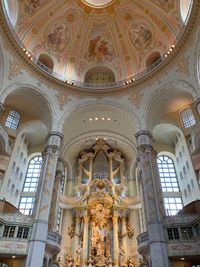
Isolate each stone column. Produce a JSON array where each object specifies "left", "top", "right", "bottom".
[
  {"left": 25, "top": 131, "right": 63, "bottom": 267},
  {"left": 89, "top": 155, "right": 94, "bottom": 182},
  {"left": 135, "top": 131, "right": 169, "bottom": 267},
  {"left": 121, "top": 216, "right": 128, "bottom": 253},
  {"left": 48, "top": 159, "right": 65, "bottom": 232},
  {"left": 82, "top": 215, "right": 89, "bottom": 265},
  {"left": 113, "top": 213, "right": 119, "bottom": 267}
]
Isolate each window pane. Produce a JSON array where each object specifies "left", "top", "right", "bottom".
[
  {"left": 180, "top": 107, "right": 196, "bottom": 128},
  {"left": 5, "top": 110, "right": 21, "bottom": 130}
]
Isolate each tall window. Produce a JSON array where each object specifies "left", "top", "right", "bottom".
[
  {"left": 5, "top": 110, "right": 21, "bottom": 130},
  {"left": 180, "top": 107, "right": 196, "bottom": 128},
  {"left": 157, "top": 155, "right": 183, "bottom": 216},
  {"left": 19, "top": 155, "right": 42, "bottom": 215},
  {"left": 23, "top": 156, "right": 42, "bottom": 192}
]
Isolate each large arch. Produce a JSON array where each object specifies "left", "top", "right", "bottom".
[
  {"left": 3, "top": 0, "right": 19, "bottom": 28},
  {"left": 58, "top": 100, "right": 141, "bottom": 133},
  {"left": 0, "top": 84, "right": 55, "bottom": 131},
  {"left": 144, "top": 80, "right": 198, "bottom": 131}
]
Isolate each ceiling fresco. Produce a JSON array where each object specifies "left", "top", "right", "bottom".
[{"left": 9, "top": 0, "right": 190, "bottom": 83}]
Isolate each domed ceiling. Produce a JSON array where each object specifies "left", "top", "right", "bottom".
[{"left": 4, "top": 0, "right": 192, "bottom": 84}]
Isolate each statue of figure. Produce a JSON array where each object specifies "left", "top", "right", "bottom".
[
  {"left": 126, "top": 223, "right": 134, "bottom": 238},
  {"left": 127, "top": 256, "right": 135, "bottom": 267},
  {"left": 88, "top": 256, "right": 93, "bottom": 267},
  {"left": 66, "top": 254, "right": 73, "bottom": 267},
  {"left": 119, "top": 244, "right": 126, "bottom": 266},
  {"left": 107, "top": 256, "right": 113, "bottom": 267},
  {"left": 74, "top": 242, "right": 82, "bottom": 266},
  {"left": 68, "top": 224, "right": 75, "bottom": 239}
]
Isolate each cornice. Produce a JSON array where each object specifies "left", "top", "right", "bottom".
[{"left": 0, "top": 1, "right": 200, "bottom": 96}]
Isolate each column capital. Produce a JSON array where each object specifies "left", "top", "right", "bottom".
[
  {"left": 135, "top": 130, "right": 154, "bottom": 146},
  {"left": 83, "top": 215, "right": 90, "bottom": 223},
  {"left": 42, "top": 144, "right": 61, "bottom": 158},
  {"left": 45, "top": 131, "right": 63, "bottom": 145}
]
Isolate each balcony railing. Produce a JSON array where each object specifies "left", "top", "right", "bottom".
[
  {"left": 0, "top": 215, "right": 32, "bottom": 255},
  {"left": 0, "top": 0, "right": 194, "bottom": 89}
]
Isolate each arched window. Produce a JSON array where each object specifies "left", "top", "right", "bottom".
[
  {"left": 146, "top": 51, "right": 161, "bottom": 68},
  {"left": 38, "top": 54, "right": 54, "bottom": 72},
  {"left": 5, "top": 110, "right": 21, "bottom": 130},
  {"left": 23, "top": 156, "right": 42, "bottom": 192},
  {"left": 180, "top": 107, "right": 196, "bottom": 128},
  {"left": 84, "top": 66, "right": 115, "bottom": 84},
  {"left": 19, "top": 155, "right": 42, "bottom": 215},
  {"left": 157, "top": 155, "right": 183, "bottom": 216}
]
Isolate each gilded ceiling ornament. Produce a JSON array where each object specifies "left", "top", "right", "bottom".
[
  {"left": 176, "top": 55, "right": 189, "bottom": 75},
  {"left": 56, "top": 92, "right": 70, "bottom": 110}
]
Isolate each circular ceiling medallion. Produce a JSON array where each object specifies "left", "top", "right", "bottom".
[{"left": 81, "top": 0, "right": 114, "bottom": 8}]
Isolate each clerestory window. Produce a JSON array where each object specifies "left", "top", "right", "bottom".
[
  {"left": 5, "top": 110, "right": 21, "bottom": 130},
  {"left": 180, "top": 107, "right": 196, "bottom": 128}
]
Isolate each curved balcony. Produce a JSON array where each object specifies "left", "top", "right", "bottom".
[
  {"left": 46, "top": 231, "right": 62, "bottom": 253},
  {"left": 0, "top": 0, "right": 196, "bottom": 92},
  {"left": 137, "top": 232, "right": 149, "bottom": 255}
]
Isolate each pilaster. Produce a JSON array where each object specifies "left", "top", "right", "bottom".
[{"left": 25, "top": 131, "right": 63, "bottom": 267}]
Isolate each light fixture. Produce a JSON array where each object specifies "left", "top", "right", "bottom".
[
  {"left": 102, "top": 118, "right": 105, "bottom": 120},
  {"left": 107, "top": 118, "right": 111, "bottom": 121},
  {"left": 89, "top": 118, "right": 92, "bottom": 121},
  {"left": 12, "top": 256, "right": 16, "bottom": 259},
  {"left": 95, "top": 117, "right": 98, "bottom": 121},
  {"left": 181, "top": 258, "right": 185, "bottom": 261}
]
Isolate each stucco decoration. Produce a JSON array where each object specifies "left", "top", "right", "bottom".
[
  {"left": 56, "top": 92, "right": 70, "bottom": 110},
  {"left": 176, "top": 55, "right": 189, "bottom": 75},
  {"left": 8, "top": 56, "right": 24, "bottom": 80}
]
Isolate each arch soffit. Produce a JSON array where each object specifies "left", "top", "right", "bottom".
[
  {"left": 62, "top": 130, "right": 137, "bottom": 166},
  {"left": 17, "top": 120, "right": 48, "bottom": 147},
  {"left": 143, "top": 80, "right": 198, "bottom": 130},
  {"left": 194, "top": 26, "right": 200, "bottom": 88},
  {"left": 0, "top": 41, "right": 4, "bottom": 89},
  {"left": 0, "top": 83, "right": 55, "bottom": 131},
  {"left": 58, "top": 100, "right": 141, "bottom": 133}
]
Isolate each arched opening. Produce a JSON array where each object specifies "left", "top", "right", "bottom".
[
  {"left": 3, "top": 0, "right": 18, "bottom": 28},
  {"left": 180, "top": 0, "right": 192, "bottom": 24},
  {"left": 146, "top": 51, "right": 161, "bottom": 68},
  {"left": 84, "top": 66, "right": 115, "bottom": 84},
  {"left": 38, "top": 54, "right": 54, "bottom": 71}
]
